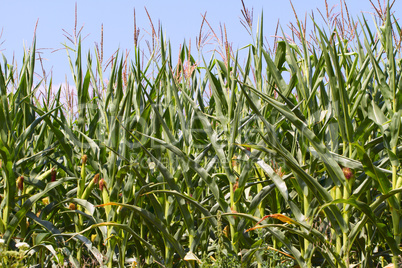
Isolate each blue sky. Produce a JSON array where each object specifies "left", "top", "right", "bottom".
[{"left": 0, "top": 0, "right": 399, "bottom": 85}]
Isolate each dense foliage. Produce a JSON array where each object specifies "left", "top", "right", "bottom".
[{"left": 0, "top": 2, "right": 402, "bottom": 267}]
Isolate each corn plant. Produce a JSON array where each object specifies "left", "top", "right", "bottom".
[{"left": 0, "top": 1, "right": 401, "bottom": 267}]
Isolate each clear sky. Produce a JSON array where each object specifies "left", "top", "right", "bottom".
[{"left": 0, "top": 0, "right": 399, "bottom": 85}]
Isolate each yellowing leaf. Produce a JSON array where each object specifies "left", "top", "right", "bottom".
[{"left": 246, "top": 214, "right": 294, "bottom": 232}]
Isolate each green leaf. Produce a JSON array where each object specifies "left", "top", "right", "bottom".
[
  {"left": 240, "top": 82, "right": 347, "bottom": 188},
  {"left": 98, "top": 202, "right": 187, "bottom": 259},
  {"left": 322, "top": 198, "right": 400, "bottom": 257},
  {"left": 4, "top": 177, "right": 73, "bottom": 246}
]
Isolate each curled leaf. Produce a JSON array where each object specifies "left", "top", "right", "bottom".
[{"left": 246, "top": 214, "right": 294, "bottom": 232}]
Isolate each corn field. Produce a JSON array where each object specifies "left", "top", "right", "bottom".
[{"left": 0, "top": 1, "right": 402, "bottom": 267}]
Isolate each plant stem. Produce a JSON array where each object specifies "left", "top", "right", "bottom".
[
  {"left": 229, "top": 180, "right": 237, "bottom": 252},
  {"left": 335, "top": 186, "right": 342, "bottom": 260},
  {"left": 342, "top": 142, "right": 353, "bottom": 266}
]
